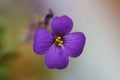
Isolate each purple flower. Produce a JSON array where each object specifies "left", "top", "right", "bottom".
[{"left": 33, "top": 15, "right": 86, "bottom": 69}]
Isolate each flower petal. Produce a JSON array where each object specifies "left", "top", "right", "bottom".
[
  {"left": 33, "top": 29, "right": 54, "bottom": 54},
  {"left": 63, "top": 32, "right": 86, "bottom": 57},
  {"left": 51, "top": 15, "right": 73, "bottom": 36},
  {"left": 45, "top": 45, "right": 69, "bottom": 69}
]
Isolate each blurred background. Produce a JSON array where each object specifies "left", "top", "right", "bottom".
[{"left": 0, "top": 0, "right": 120, "bottom": 80}]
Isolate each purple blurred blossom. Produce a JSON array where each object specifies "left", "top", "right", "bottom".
[
  {"left": 23, "top": 9, "right": 54, "bottom": 43},
  {"left": 33, "top": 15, "right": 86, "bottom": 69}
]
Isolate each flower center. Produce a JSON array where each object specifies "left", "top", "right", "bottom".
[{"left": 54, "top": 36, "right": 64, "bottom": 46}]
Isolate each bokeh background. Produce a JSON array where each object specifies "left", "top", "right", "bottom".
[{"left": 0, "top": 0, "right": 120, "bottom": 80}]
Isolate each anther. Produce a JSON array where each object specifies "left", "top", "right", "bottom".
[
  {"left": 57, "top": 36, "right": 61, "bottom": 39},
  {"left": 54, "top": 36, "right": 64, "bottom": 47},
  {"left": 60, "top": 41, "right": 63, "bottom": 44},
  {"left": 56, "top": 39, "right": 60, "bottom": 41},
  {"left": 58, "top": 44, "right": 62, "bottom": 46}
]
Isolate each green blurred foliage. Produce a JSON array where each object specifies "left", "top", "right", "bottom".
[
  {"left": 0, "top": 67, "right": 9, "bottom": 80},
  {"left": 0, "top": 51, "right": 19, "bottom": 64},
  {"left": 0, "top": 1, "right": 55, "bottom": 80},
  {"left": 0, "top": 21, "right": 21, "bottom": 63},
  {"left": 0, "top": 22, "right": 6, "bottom": 48},
  {"left": 0, "top": 23, "right": 5, "bottom": 41}
]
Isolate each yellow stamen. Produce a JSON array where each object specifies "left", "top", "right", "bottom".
[
  {"left": 58, "top": 44, "right": 62, "bottom": 46},
  {"left": 57, "top": 36, "right": 61, "bottom": 39},
  {"left": 54, "top": 36, "right": 64, "bottom": 47},
  {"left": 60, "top": 41, "right": 63, "bottom": 44},
  {"left": 56, "top": 39, "right": 60, "bottom": 41}
]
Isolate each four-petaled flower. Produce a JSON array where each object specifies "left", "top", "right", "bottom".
[{"left": 33, "top": 15, "right": 86, "bottom": 69}]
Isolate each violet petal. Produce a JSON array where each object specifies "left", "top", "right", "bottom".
[
  {"left": 51, "top": 15, "right": 73, "bottom": 36},
  {"left": 33, "top": 29, "right": 54, "bottom": 54},
  {"left": 63, "top": 32, "right": 86, "bottom": 57},
  {"left": 45, "top": 45, "right": 69, "bottom": 69}
]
